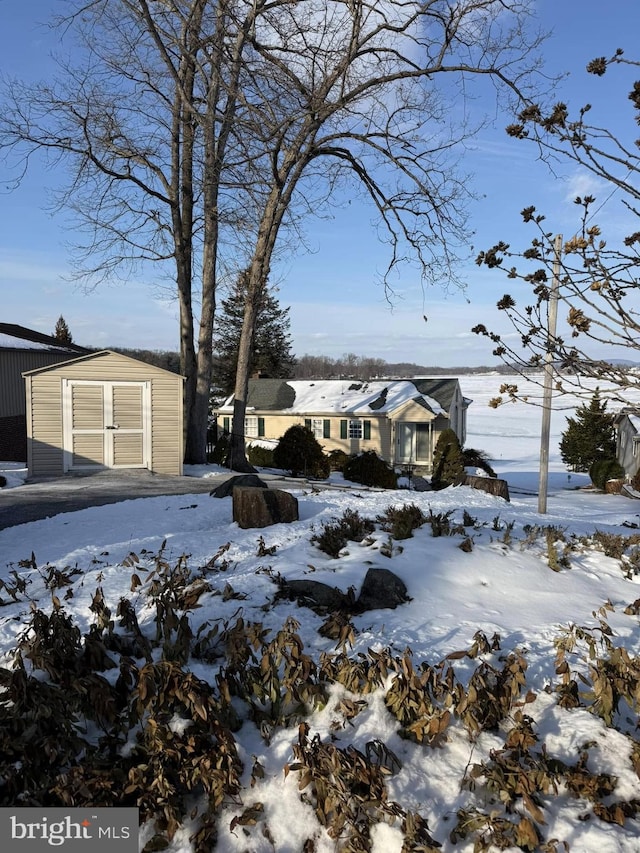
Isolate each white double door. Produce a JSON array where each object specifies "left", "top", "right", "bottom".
[{"left": 62, "top": 380, "right": 151, "bottom": 471}]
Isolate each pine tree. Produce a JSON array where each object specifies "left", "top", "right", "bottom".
[
  {"left": 53, "top": 315, "right": 73, "bottom": 344},
  {"left": 213, "top": 275, "right": 296, "bottom": 395},
  {"left": 559, "top": 389, "right": 616, "bottom": 472},
  {"left": 431, "top": 428, "right": 465, "bottom": 490}
]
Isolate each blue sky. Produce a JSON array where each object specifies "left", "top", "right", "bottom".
[{"left": 1, "top": 0, "right": 638, "bottom": 366}]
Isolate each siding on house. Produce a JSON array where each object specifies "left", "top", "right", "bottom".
[
  {"left": 615, "top": 411, "right": 640, "bottom": 479},
  {"left": 24, "top": 351, "right": 184, "bottom": 477}
]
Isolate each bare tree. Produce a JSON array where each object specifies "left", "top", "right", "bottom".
[
  {"left": 225, "top": 0, "right": 549, "bottom": 469},
  {"left": 1, "top": 1, "right": 546, "bottom": 468},
  {"left": 0, "top": 0, "right": 259, "bottom": 462},
  {"left": 473, "top": 51, "right": 640, "bottom": 407}
]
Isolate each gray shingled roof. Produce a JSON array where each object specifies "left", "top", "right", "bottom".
[
  {"left": 246, "top": 379, "right": 296, "bottom": 410},
  {"left": 409, "top": 378, "right": 458, "bottom": 411}
]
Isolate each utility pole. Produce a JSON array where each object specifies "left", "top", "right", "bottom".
[{"left": 538, "top": 234, "right": 562, "bottom": 514}]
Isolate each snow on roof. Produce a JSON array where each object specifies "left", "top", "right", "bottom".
[
  {"left": 0, "top": 333, "right": 65, "bottom": 351},
  {"left": 285, "top": 379, "right": 444, "bottom": 415},
  {"left": 220, "top": 379, "right": 447, "bottom": 415}
]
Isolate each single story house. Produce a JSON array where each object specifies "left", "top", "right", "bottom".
[
  {"left": 216, "top": 377, "right": 471, "bottom": 471},
  {"left": 614, "top": 408, "right": 640, "bottom": 480},
  {"left": 0, "top": 323, "right": 90, "bottom": 461},
  {"left": 23, "top": 350, "right": 184, "bottom": 477}
]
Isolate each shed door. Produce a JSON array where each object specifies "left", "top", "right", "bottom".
[{"left": 63, "top": 381, "right": 151, "bottom": 471}]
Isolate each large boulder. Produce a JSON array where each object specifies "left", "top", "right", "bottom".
[
  {"left": 211, "top": 474, "right": 269, "bottom": 498},
  {"left": 355, "top": 568, "right": 410, "bottom": 612},
  {"left": 232, "top": 486, "right": 299, "bottom": 529}
]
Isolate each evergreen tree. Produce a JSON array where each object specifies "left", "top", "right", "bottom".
[
  {"left": 213, "top": 275, "right": 296, "bottom": 395},
  {"left": 559, "top": 389, "right": 616, "bottom": 472},
  {"left": 431, "top": 428, "right": 465, "bottom": 490},
  {"left": 53, "top": 315, "right": 73, "bottom": 344}
]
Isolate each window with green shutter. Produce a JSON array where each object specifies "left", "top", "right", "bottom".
[
  {"left": 258, "top": 417, "right": 265, "bottom": 437},
  {"left": 223, "top": 416, "right": 230, "bottom": 432},
  {"left": 363, "top": 420, "right": 371, "bottom": 439},
  {"left": 340, "top": 419, "right": 348, "bottom": 439},
  {"left": 323, "top": 419, "right": 331, "bottom": 438}
]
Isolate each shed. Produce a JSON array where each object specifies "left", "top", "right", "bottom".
[{"left": 23, "top": 350, "right": 184, "bottom": 477}]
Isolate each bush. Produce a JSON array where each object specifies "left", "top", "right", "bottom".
[
  {"left": 328, "top": 449, "right": 350, "bottom": 472},
  {"left": 343, "top": 451, "right": 398, "bottom": 489},
  {"left": 431, "top": 428, "right": 465, "bottom": 490},
  {"left": 273, "top": 425, "right": 330, "bottom": 478},
  {"left": 312, "top": 509, "right": 375, "bottom": 557},
  {"left": 589, "top": 458, "right": 625, "bottom": 490},
  {"left": 247, "top": 444, "right": 275, "bottom": 467},
  {"left": 560, "top": 389, "right": 616, "bottom": 472},
  {"left": 377, "top": 503, "right": 426, "bottom": 539}
]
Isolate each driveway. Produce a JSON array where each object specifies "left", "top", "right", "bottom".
[{"left": 0, "top": 469, "right": 234, "bottom": 531}]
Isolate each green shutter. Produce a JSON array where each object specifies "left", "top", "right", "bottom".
[
  {"left": 223, "top": 417, "right": 230, "bottom": 432},
  {"left": 323, "top": 419, "right": 331, "bottom": 438},
  {"left": 363, "top": 420, "right": 371, "bottom": 439},
  {"left": 340, "top": 419, "right": 347, "bottom": 439},
  {"left": 258, "top": 417, "right": 265, "bottom": 437},
  {"left": 305, "top": 418, "right": 312, "bottom": 430}
]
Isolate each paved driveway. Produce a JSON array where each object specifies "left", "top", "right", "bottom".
[{"left": 0, "top": 470, "right": 232, "bottom": 531}]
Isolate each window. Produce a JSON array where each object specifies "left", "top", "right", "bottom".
[
  {"left": 348, "top": 419, "right": 363, "bottom": 439},
  {"left": 340, "top": 419, "right": 371, "bottom": 440},
  {"left": 244, "top": 416, "right": 265, "bottom": 437},
  {"left": 305, "top": 418, "right": 331, "bottom": 438}
]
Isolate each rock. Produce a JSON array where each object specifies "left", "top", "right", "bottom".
[
  {"left": 356, "top": 568, "right": 410, "bottom": 612},
  {"left": 232, "top": 486, "right": 298, "bottom": 529},
  {"left": 211, "top": 474, "right": 268, "bottom": 498},
  {"left": 463, "top": 474, "right": 510, "bottom": 502},
  {"left": 276, "top": 579, "right": 351, "bottom": 613}
]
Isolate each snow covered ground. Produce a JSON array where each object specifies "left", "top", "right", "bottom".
[{"left": 1, "top": 373, "right": 640, "bottom": 852}]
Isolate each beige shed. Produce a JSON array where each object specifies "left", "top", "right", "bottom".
[{"left": 23, "top": 350, "right": 184, "bottom": 477}]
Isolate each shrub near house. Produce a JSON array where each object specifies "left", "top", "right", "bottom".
[{"left": 273, "top": 425, "right": 330, "bottom": 478}]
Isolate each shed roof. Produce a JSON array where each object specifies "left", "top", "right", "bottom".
[
  {"left": 22, "top": 349, "right": 185, "bottom": 379},
  {"left": 220, "top": 378, "right": 464, "bottom": 416}
]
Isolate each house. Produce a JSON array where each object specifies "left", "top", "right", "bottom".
[
  {"left": 23, "top": 350, "right": 184, "bottom": 477},
  {"left": 0, "top": 323, "right": 90, "bottom": 461},
  {"left": 614, "top": 408, "right": 640, "bottom": 480},
  {"left": 216, "top": 378, "right": 470, "bottom": 471}
]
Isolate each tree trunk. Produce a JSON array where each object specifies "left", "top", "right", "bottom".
[{"left": 228, "top": 280, "right": 260, "bottom": 472}]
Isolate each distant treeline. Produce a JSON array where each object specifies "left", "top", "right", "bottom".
[
  {"left": 110, "top": 348, "right": 181, "bottom": 374},
  {"left": 110, "top": 347, "right": 517, "bottom": 379}
]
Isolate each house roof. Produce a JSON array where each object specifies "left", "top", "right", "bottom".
[
  {"left": 220, "top": 378, "right": 464, "bottom": 416},
  {"left": 0, "top": 323, "right": 89, "bottom": 354}
]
